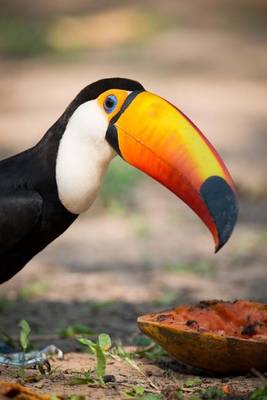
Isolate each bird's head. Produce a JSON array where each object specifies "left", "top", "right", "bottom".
[{"left": 58, "top": 77, "right": 238, "bottom": 251}]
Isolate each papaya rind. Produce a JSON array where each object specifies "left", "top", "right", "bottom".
[{"left": 137, "top": 316, "right": 267, "bottom": 374}]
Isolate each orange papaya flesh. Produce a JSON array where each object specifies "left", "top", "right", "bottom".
[
  {"left": 138, "top": 300, "right": 267, "bottom": 374},
  {"left": 143, "top": 300, "right": 267, "bottom": 339}
]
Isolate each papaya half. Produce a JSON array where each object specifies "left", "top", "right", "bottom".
[{"left": 138, "top": 300, "right": 267, "bottom": 374}]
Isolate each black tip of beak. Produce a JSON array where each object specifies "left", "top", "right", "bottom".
[{"left": 200, "top": 176, "right": 238, "bottom": 252}]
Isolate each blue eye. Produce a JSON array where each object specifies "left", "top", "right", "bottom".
[{"left": 103, "top": 95, "right": 118, "bottom": 113}]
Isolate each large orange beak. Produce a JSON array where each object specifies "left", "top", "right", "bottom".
[{"left": 106, "top": 91, "right": 238, "bottom": 251}]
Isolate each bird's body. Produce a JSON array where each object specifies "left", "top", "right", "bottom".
[{"left": 0, "top": 127, "right": 77, "bottom": 283}]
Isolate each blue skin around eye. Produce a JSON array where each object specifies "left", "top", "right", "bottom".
[{"left": 104, "top": 95, "right": 118, "bottom": 113}]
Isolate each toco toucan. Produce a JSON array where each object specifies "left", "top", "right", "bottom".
[{"left": 0, "top": 77, "right": 238, "bottom": 285}]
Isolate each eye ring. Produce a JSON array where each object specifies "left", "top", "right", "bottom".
[{"left": 103, "top": 95, "right": 118, "bottom": 113}]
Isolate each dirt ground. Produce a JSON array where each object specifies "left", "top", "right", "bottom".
[{"left": 0, "top": 2, "right": 267, "bottom": 398}]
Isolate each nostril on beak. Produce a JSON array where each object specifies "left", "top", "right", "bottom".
[{"left": 200, "top": 176, "right": 238, "bottom": 252}]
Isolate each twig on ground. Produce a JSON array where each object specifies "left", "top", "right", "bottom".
[{"left": 251, "top": 368, "right": 267, "bottom": 384}]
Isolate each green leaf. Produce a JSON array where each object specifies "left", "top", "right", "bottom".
[
  {"left": 139, "top": 394, "right": 162, "bottom": 400},
  {"left": 134, "top": 386, "right": 145, "bottom": 396},
  {"left": 124, "top": 387, "right": 162, "bottom": 400},
  {"left": 176, "top": 389, "right": 184, "bottom": 400},
  {"left": 112, "top": 344, "right": 130, "bottom": 359},
  {"left": 143, "top": 344, "right": 168, "bottom": 361},
  {"left": 250, "top": 386, "right": 267, "bottom": 400},
  {"left": 77, "top": 337, "right": 96, "bottom": 354},
  {"left": 184, "top": 377, "right": 202, "bottom": 387},
  {"left": 95, "top": 344, "right": 106, "bottom": 383},
  {"left": 19, "top": 319, "right": 31, "bottom": 352},
  {"left": 132, "top": 336, "right": 152, "bottom": 347},
  {"left": 98, "top": 333, "right": 112, "bottom": 352},
  {"left": 18, "top": 365, "right": 25, "bottom": 383},
  {"left": 0, "top": 329, "right": 16, "bottom": 349},
  {"left": 199, "top": 387, "right": 225, "bottom": 399},
  {"left": 124, "top": 385, "right": 146, "bottom": 397}
]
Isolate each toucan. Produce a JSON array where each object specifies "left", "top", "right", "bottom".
[
  {"left": 0, "top": 77, "right": 238, "bottom": 367},
  {"left": 0, "top": 77, "right": 238, "bottom": 286}
]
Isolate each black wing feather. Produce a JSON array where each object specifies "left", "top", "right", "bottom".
[{"left": 0, "top": 191, "right": 42, "bottom": 252}]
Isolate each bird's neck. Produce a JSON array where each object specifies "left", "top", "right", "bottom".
[{"left": 55, "top": 123, "right": 115, "bottom": 215}]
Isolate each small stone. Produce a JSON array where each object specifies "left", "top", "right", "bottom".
[{"left": 103, "top": 374, "right": 116, "bottom": 383}]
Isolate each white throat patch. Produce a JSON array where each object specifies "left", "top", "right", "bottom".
[{"left": 56, "top": 100, "right": 115, "bottom": 214}]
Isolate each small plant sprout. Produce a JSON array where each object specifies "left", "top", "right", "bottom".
[
  {"left": 125, "top": 392, "right": 162, "bottom": 400},
  {"left": 19, "top": 319, "right": 31, "bottom": 353},
  {"left": 124, "top": 385, "right": 146, "bottom": 398},
  {"left": 196, "top": 386, "right": 225, "bottom": 399},
  {"left": 250, "top": 386, "right": 267, "bottom": 400},
  {"left": 184, "top": 377, "right": 202, "bottom": 388},
  {"left": 75, "top": 334, "right": 160, "bottom": 393},
  {"left": 17, "top": 319, "right": 31, "bottom": 382},
  {"left": 77, "top": 333, "right": 112, "bottom": 385}
]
